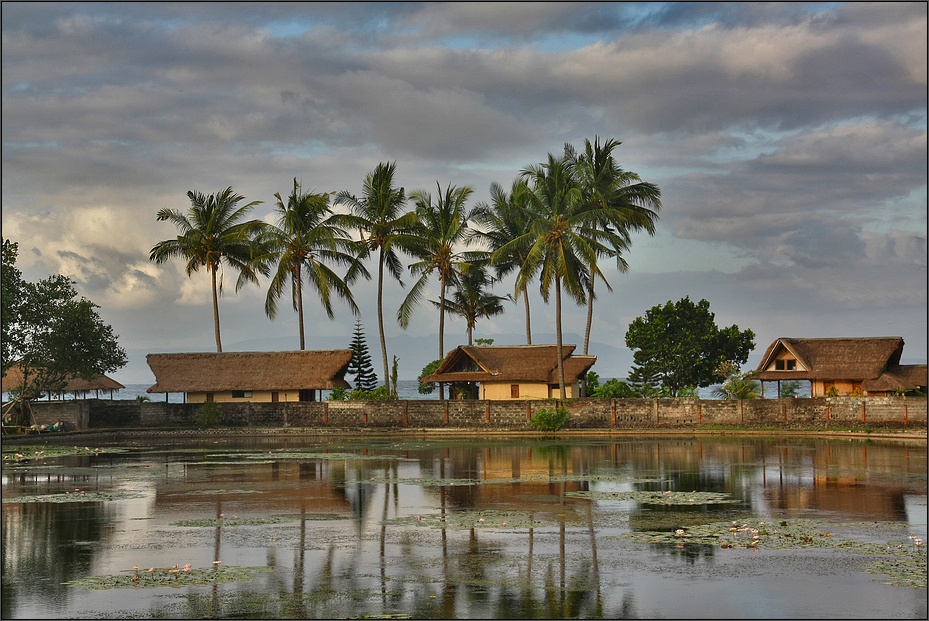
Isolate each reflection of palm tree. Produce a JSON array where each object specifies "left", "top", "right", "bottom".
[{"left": 150, "top": 187, "right": 266, "bottom": 352}]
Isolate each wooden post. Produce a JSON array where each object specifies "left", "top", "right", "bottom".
[
  {"left": 444, "top": 400, "right": 449, "bottom": 424},
  {"left": 611, "top": 399, "right": 616, "bottom": 426},
  {"left": 653, "top": 399, "right": 659, "bottom": 425},
  {"left": 697, "top": 402, "right": 701, "bottom": 424},
  {"left": 324, "top": 402, "right": 328, "bottom": 424},
  {"left": 861, "top": 402, "right": 866, "bottom": 423},
  {"left": 485, "top": 401, "right": 490, "bottom": 423},
  {"left": 526, "top": 402, "right": 531, "bottom": 421}
]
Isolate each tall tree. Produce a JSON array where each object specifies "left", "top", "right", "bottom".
[
  {"left": 399, "top": 182, "right": 483, "bottom": 399},
  {"left": 333, "top": 162, "right": 418, "bottom": 393},
  {"left": 2, "top": 238, "right": 23, "bottom": 379},
  {"left": 499, "top": 154, "right": 613, "bottom": 399},
  {"left": 347, "top": 319, "right": 378, "bottom": 392},
  {"left": 470, "top": 180, "right": 538, "bottom": 344},
  {"left": 625, "top": 296, "right": 756, "bottom": 397},
  {"left": 565, "top": 137, "right": 662, "bottom": 357},
  {"left": 430, "top": 264, "right": 508, "bottom": 346},
  {"left": 262, "top": 178, "right": 368, "bottom": 350},
  {"left": 2, "top": 241, "right": 127, "bottom": 424},
  {"left": 150, "top": 187, "right": 266, "bottom": 352}
]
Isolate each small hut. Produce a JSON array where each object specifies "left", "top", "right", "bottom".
[
  {"left": 146, "top": 350, "right": 353, "bottom": 403},
  {"left": 753, "top": 337, "right": 927, "bottom": 397},
  {"left": 1, "top": 363, "right": 125, "bottom": 400},
  {"left": 423, "top": 344, "right": 596, "bottom": 399}
]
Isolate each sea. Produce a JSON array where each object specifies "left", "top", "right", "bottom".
[{"left": 4, "top": 379, "right": 795, "bottom": 404}]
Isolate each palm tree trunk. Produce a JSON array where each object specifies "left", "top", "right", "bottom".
[
  {"left": 584, "top": 272, "right": 594, "bottom": 356},
  {"left": 211, "top": 266, "right": 222, "bottom": 353},
  {"left": 296, "top": 273, "right": 305, "bottom": 350},
  {"left": 438, "top": 276, "right": 446, "bottom": 401},
  {"left": 523, "top": 286, "right": 532, "bottom": 345},
  {"left": 555, "top": 274, "right": 566, "bottom": 400},
  {"left": 377, "top": 250, "right": 390, "bottom": 393}
]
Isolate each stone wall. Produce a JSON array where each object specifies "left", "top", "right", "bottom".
[{"left": 14, "top": 395, "right": 928, "bottom": 431}]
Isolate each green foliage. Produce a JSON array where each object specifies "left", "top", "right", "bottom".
[
  {"left": 625, "top": 296, "right": 755, "bottom": 397},
  {"left": 327, "top": 387, "right": 347, "bottom": 401},
  {"left": 587, "top": 372, "right": 640, "bottom": 398},
  {"left": 2, "top": 240, "right": 127, "bottom": 425},
  {"left": 528, "top": 406, "right": 571, "bottom": 432},
  {"left": 780, "top": 380, "right": 802, "bottom": 398},
  {"left": 713, "top": 360, "right": 761, "bottom": 400},
  {"left": 194, "top": 402, "right": 222, "bottom": 429},
  {"left": 345, "top": 385, "right": 396, "bottom": 401},
  {"left": 347, "top": 320, "right": 378, "bottom": 391},
  {"left": 150, "top": 187, "right": 267, "bottom": 353},
  {"left": 418, "top": 360, "right": 442, "bottom": 395},
  {"left": 391, "top": 355, "right": 399, "bottom": 398},
  {"left": 475, "top": 338, "right": 494, "bottom": 346}
]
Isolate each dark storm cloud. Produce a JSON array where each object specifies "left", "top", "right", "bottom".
[{"left": 1, "top": 2, "right": 925, "bottom": 381}]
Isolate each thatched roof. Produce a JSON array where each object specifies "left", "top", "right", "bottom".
[
  {"left": 146, "top": 350, "right": 353, "bottom": 393},
  {"left": 1, "top": 363, "right": 125, "bottom": 394},
  {"left": 423, "top": 345, "right": 597, "bottom": 384},
  {"left": 753, "top": 337, "right": 926, "bottom": 392}
]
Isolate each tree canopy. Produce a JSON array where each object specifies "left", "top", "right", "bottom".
[
  {"left": 624, "top": 296, "right": 755, "bottom": 397},
  {"left": 2, "top": 238, "right": 127, "bottom": 419}
]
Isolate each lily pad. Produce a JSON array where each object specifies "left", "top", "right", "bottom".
[
  {"left": 2, "top": 490, "right": 144, "bottom": 503},
  {"left": 565, "top": 489, "right": 738, "bottom": 505},
  {"left": 63, "top": 564, "right": 273, "bottom": 590}
]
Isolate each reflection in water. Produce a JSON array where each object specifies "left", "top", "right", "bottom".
[{"left": 2, "top": 436, "right": 926, "bottom": 619}]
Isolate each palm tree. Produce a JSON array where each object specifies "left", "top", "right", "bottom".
[
  {"left": 262, "top": 178, "right": 369, "bottom": 350},
  {"left": 430, "top": 263, "right": 508, "bottom": 346},
  {"left": 469, "top": 179, "right": 538, "bottom": 344},
  {"left": 333, "top": 162, "right": 418, "bottom": 393},
  {"left": 565, "top": 137, "right": 661, "bottom": 356},
  {"left": 150, "top": 187, "right": 266, "bottom": 352},
  {"left": 399, "top": 182, "right": 481, "bottom": 400},
  {"left": 499, "top": 154, "right": 614, "bottom": 399}
]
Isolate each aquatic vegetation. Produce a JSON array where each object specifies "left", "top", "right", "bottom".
[
  {"left": 172, "top": 513, "right": 348, "bottom": 527},
  {"left": 63, "top": 563, "right": 273, "bottom": 590},
  {"left": 619, "top": 517, "right": 927, "bottom": 589},
  {"left": 1, "top": 445, "right": 128, "bottom": 462},
  {"left": 565, "top": 489, "right": 738, "bottom": 505},
  {"left": 385, "top": 510, "right": 543, "bottom": 530},
  {"left": 2, "top": 490, "right": 144, "bottom": 503}
]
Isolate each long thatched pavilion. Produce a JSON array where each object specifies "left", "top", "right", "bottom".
[{"left": 146, "top": 350, "right": 353, "bottom": 403}]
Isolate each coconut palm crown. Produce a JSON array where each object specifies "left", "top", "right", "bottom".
[{"left": 149, "top": 187, "right": 266, "bottom": 353}]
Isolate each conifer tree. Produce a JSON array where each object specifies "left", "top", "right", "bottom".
[{"left": 347, "top": 319, "right": 378, "bottom": 391}]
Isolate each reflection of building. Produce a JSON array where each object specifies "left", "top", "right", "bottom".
[
  {"left": 423, "top": 344, "right": 596, "bottom": 399},
  {"left": 1, "top": 363, "right": 124, "bottom": 400},
  {"left": 754, "top": 337, "right": 928, "bottom": 397},
  {"left": 146, "top": 350, "right": 352, "bottom": 403}
]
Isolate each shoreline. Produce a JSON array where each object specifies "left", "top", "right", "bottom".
[{"left": 3, "top": 426, "right": 925, "bottom": 445}]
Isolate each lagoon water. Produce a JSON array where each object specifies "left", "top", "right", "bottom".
[{"left": 2, "top": 435, "right": 925, "bottom": 619}]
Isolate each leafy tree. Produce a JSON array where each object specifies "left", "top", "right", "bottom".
[
  {"left": 2, "top": 243, "right": 127, "bottom": 424},
  {"left": 779, "top": 379, "right": 803, "bottom": 398},
  {"left": 2, "top": 238, "right": 24, "bottom": 379},
  {"left": 418, "top": 359, "right": 442, "bottom": 395},
  {"left": 586, "top": 371, "right": 639, "bottom": 398},
  {"left": 625, "top": 297, "right": 755, "bottom": 397},
  {"left": 347, "top": 319, "right": 379, "bottom": 392},
  {"left": 150, "top": 187, "right": 266, "bottom": 352},
  {"left": 712, "top": 361, "right": 762, "bottom": 400},
  {"left": 470, "top": 179, "right": 537, "bottom": 344},
  {"left": 262, "top": 178, "right": 368, "bottom": 350},
  {"left": 334, "top": 162, "right": 419, "bottom": 393}
]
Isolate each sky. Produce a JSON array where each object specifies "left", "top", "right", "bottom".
[{"left": 2, "top": 2, "right": 926, "bottom": 386}]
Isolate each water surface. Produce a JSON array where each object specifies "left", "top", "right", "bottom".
[{"left": 2, "top": 435, "right": 926, "bottom": 619}]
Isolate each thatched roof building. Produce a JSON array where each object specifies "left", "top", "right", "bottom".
[
  {"left": 146, "top": 350, "right": 353, "bottom": 402},
  {"left": 423, "top": 344, "right": 596, "bottom": 399},
  {"left": 753, "top": 337, "right": 927, "bottom": 397},
  {"left": 2, "top": 363, "right": 125, "bottom": 399}
]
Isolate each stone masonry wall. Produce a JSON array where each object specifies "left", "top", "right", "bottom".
[{"left": 16, "top": 396, "right": 928, "bottom": 431}]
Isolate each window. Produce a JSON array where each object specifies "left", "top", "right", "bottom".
[
  {"left": 775, "top": 359, "right": 797, "bottom": 371},
  {"left": 232, "top": 390, "right": 252, "bottom": 399},
  {"left": 510, "top": 384, "right": 519, "bottom": 398}
]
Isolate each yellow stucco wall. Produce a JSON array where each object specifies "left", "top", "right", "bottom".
[
  {"left": 480, "top": 381, "right": 576, "bottom": 400},
  {"left": 186, "top": 390, "right": 308, "bottom": 403}
]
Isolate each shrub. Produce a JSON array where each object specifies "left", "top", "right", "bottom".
[
  {"left": 194, "top": 401, "right": 222, "bottom": 429},
  {"left": 529, "top": 406, "right": 571, "bottom": 432}
]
